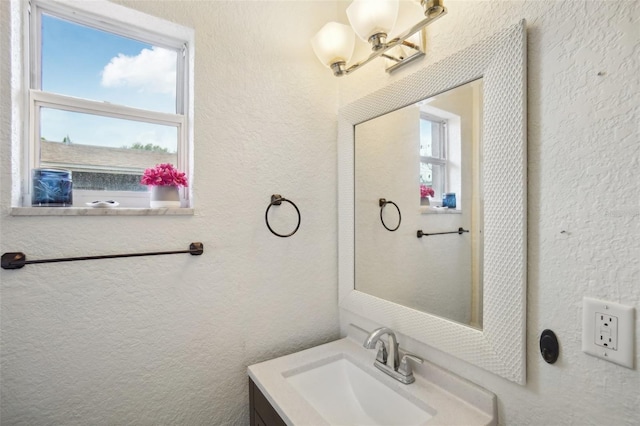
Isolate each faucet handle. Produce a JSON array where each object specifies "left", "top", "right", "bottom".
[
  {"left": 398, "top": 353, "right": 424, "bottom": 377},
  {"left": 375, "top": 341, "right": 388, "bottom": 364}
]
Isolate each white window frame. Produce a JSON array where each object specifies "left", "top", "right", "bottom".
[
  {"left": 420, "top": 112, "right": 448, "bottom": 203},
  {"left": 20, "top": 0, "right": 195, "bottom": 208}
]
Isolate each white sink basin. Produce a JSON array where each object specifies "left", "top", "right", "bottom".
[
  {"left": 284, "top": 356, "right": 432, "bottom": 426},
  {"left": 248, "top": 335, "right": 496, "bottom": 426}
]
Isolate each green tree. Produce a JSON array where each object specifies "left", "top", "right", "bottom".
[{"left": 125, "top": 142, "right": 169, "bottom": 153}]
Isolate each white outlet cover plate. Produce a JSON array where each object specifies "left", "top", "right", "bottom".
[{"left": 582, "top": 297, "right": 635, "bottom": 369}]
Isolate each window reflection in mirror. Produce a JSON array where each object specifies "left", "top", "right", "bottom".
[
  {"left": 354, "top": 78, "right": 483, "bottom": 329},
  {"left": 418, "top": 79, "right": 483, "bottom": 212},
  {"left": 420, "top": 113, "right": 447, "bottom": 205}
]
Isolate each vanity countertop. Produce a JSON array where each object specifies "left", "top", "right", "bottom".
[{"left": 248, "top": 336, "right": 496, "bottom": 426}]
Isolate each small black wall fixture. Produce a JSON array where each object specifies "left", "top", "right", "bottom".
[
  {"left": 265, "top": 194, "right": 301, "bottom": 238},
  {"left": 416, "top": 227, "right": 468, "bottom": 238},
  {"left": 379, "top": 198, "right": 401, "bottom": 232},
  {"left": 1, "top": 242, "right": 204, "bottom": 270},
  {"left": 540, "top": 329, "right": 560, "bottom": 364}
]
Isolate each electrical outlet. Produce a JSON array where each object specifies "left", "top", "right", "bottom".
[
  {"left": 594, "top": 312, "right": 617, "bottom": 350},
  {"left": 582, "top": 297, "right": 635, "bottom": 368}
]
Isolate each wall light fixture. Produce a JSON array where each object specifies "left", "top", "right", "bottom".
[{"left": 311, "top": 0, "right": 446, "bottom": 77}]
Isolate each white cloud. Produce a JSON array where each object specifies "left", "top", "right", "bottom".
[{"left": 100, "top": 47, "right": 177, "bottom": 95}]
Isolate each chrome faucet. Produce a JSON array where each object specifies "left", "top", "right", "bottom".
[
  {"left": 363, "top": 327, "right": 424, "bottom": 384},
  {"left": 363, "top": 327, "right": 400, "bottom": 370}
]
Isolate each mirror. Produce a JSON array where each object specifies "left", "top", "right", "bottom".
[
  {"left": 338, "top": 21, "right": 527, "bottom": 384},
  {"left": 354, "top": 79, "right": 484, "bottom": 329}
]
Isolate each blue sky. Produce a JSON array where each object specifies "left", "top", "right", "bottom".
[{"left": 40, "top": 14, "right": 178, "bottom": 151}]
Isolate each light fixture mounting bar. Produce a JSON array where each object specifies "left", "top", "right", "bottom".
[
  {"left": 343, "top": 7, "right": 447, "bottom": 76},
  {"left": 384, "top": 42, "right": 425, "bottom": 73}
]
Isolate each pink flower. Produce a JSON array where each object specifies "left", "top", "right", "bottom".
[
  {"left": 141, "top": 163, "right": 188, "bottom": 187},
  {"left": 420, "top": 184, "right": 434, "bottom": 198}
]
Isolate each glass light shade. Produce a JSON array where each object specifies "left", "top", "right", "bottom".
[
  {"left": 388, "top": 0, "right": 425, "bottom": 40},
  {"left": 346, "top": 0, "right": 400, "bottom": 42},
  {"left": 311, "top": 22, "right": 355, "bottom": 67}
]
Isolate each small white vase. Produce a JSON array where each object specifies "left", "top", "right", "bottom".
[{"left": 150, "top": 185, "right": 181, "bottom": 208}]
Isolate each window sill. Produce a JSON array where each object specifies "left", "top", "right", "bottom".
[
  {"left": 419, "top": 206, "right": 462, "bottom": 215},
  {"left": 10, "top": 207, "right": 194, "bottom": 216}
]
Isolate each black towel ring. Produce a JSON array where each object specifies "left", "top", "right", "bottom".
[
  {"left": 265, "top": 194, "right": 301, "bottom": 238},
  {"left": 379, "top": 198, "right": 401, "bottom": 232}
]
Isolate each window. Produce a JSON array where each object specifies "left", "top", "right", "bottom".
[
  {"left": 23, "top": 0, "right": 194, "bottom": 207},
  {"left": 418, "top": 79, "right": 482, "bottom": 212},
  {"left": 419, "top": 113, "right": 448, "bottom": 202}
]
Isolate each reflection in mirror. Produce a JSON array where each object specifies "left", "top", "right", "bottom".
[{"left": 355, "top": 79, "right": 483, "bottom": 329}]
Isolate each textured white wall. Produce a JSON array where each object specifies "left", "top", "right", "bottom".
[
  {"left": 0, "top": 1, "right": 340, "bottom": 424},
  {"left": 2, "top": 0, "right": 638, "bottom": 425},
  {"left": 340, "top": 1, "right": 640, "bottom": 425}
]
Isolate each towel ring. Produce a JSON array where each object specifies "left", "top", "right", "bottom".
[
  {"left": 265, "top": 194, "right": 301, "bottom": 238},
  {"left": 379, "top": 198, "right": 401, "bottom": 232}
]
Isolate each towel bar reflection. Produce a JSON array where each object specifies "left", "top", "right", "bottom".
[
  {"left": 1, "top": 242, "right": 204, "bottom": 270},
  {"left": 416, "top": 228, "right": 468, "bottom": 238}
]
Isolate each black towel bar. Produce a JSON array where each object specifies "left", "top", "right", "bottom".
[
  {"left": 416, "top": 228, "right": 468, "bottom": 238},
  {"left": 1, "top": 242, "right": 204, "bottom": 270}
]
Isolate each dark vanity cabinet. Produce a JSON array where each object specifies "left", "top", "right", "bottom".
[{"left": 249, "top": 379, "right": 286, "bottom": 426}]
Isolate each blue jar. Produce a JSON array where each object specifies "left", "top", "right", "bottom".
[
  {"left": 32, "top": 169, "right": 73, "bottom": 206},
  {"left": 443, "top": 193, "right": 456, "bottom": 209}
]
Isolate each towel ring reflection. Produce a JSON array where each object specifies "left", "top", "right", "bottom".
[
  {"left": 379, "top": 198, "right": 401, "bottom": 232},
  {"left": 265, "top": 194, "right": 301, "bottom": 238}
]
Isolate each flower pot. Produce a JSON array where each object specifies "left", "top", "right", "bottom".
[
  {"left": 150, "top": 185, "right": 180, "bottom": 208},
  {"left": 420, "top": 197, "right": 430, "bottom": 206}
]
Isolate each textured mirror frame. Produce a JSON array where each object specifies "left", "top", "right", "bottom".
[{"left": 338, "top": 20, "right": 527, "bottom": 384}]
